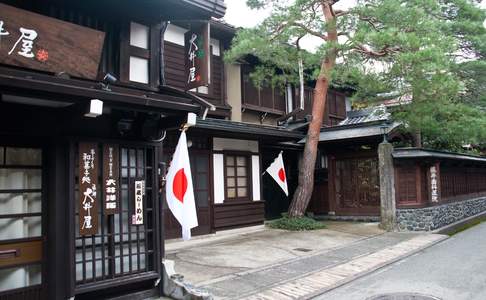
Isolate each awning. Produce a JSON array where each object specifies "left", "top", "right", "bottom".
[
  {"left": 195, "top": 118, "right": 305, "bottom": 140},
  {"left": 298, "top": 121, "right": 401, "bottom": 143},
  {"left": 393, "top": 148, "right": 486, "bottom": 163}
]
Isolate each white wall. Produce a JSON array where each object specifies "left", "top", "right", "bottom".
[
  {"left": 212, "top": 138, "right": 261, "bottom": 203},
  {"left": 252, "top": 155, "right": 261, "bottom": 201},
  {"left": 213, "top": 153, "right": 225, "bottom": 204},
  {"left": 213, "top": 138, "right": 258, "bottom": 152}
]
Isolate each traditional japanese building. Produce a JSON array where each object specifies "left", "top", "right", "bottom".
[
  {"left": 0, "top": 1, "right": 225, "bottom": 299},
  {"left": 158, "top": 19, "right": 353, "bottom": 238}
]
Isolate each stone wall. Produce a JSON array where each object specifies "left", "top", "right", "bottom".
[{"left": 396, "top": 196, "right": 486, "bottom": 231}]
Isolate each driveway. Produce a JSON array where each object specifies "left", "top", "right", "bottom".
[{"left": 165, "top": 222, "right": 384, "bottom": 285}]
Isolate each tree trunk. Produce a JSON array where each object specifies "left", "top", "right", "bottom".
[
  {"left": 288, "top": 75, "right": 330, "bottom": 217},
  {"left": 412, "top": 130, "right": 422, "bottom": 148},
  {"left": 288, "top": 3, "right": 337, "bottom": 217}
]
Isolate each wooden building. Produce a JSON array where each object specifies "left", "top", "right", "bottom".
[
  {"left": 0, "top": 1, "right": 225, "bottom": 299},
  {"left": 306, "top": 106, "right": 486, "bottom": 229},
  {"left": 158, "top": 19, "right": 353, "bottom": 238}
]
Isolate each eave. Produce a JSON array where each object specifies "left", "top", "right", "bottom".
[
  {"left": 0, "top": 66, "right": 204, "bottom": 115},
  {"left": 194, "top": 118, "right": 305, "bottom": 141},
  {"left": 176, "top": 0, "right": 227, "bottom": 18},
  {"left": 393, "top": 148, "right": 486, "bottom": 164}
]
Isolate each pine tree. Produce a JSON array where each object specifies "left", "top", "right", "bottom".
[{"left": 225, "top": 0, "right": 486, "bottom": 217}]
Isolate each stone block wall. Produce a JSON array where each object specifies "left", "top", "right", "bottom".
[{"left": 396, "top": 196, "right": 486, "bottom": 231}]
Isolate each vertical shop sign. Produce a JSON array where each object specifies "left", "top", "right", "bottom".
[
  {"left": 184, "top": 22, "right": 210, "bottom": 90},
  {"left": 430, "top": 165, "right": 439, "bottom": 203},
  {"left": 133, "top": 180, "right": 145, "bottom": 225},
  {"left": 103, "top": 145, "right": 119, "bottom": 214},
  {"left": 79, "top": 143, "right": 99, "bottom": 236}
]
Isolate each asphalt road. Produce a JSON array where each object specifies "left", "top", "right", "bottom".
[{"left": 314, "top": 222, "right": 486, "bottom": 300}]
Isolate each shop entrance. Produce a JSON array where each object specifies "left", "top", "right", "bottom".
[
  {"left": 0, "top": 147, "right": 45, "bottom": 300},
  {"left": 74, "top": 144, "right": 160, "bottom": 296}
]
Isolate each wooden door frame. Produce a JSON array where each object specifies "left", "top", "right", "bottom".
[
  {"left": 66, "top": 138, "right": 163, "bottom": 298},
  {"left": 0, "top": 138, "right": 48, "bottom": 300},
  {"left": 329, "top": 152, "right": 380, "bottom": 216}
]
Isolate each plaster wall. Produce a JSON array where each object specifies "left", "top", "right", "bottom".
[
  {"left": 212, "top": 138, "right": 261, "bottom": 203},
  {"left": 225, "top": 63, "right": 242, "bottom": 122}
]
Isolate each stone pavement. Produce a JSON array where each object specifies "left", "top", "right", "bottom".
[
  {"left": 315, "top": 221, "right": 486, "bottom": 300},
  {"left": 165, "top": 222, "right": 447, "bottom": 300}
]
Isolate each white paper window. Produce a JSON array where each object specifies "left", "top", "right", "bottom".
[
  {"left": 164, "top": 24, "right": 187, "bottom": 46},
  {"left": 130, "top": 22, "right": 149, "bottom": 49},
  {"left": 190, "top": 86, "right": 209, "bottom": 94},
  {"left": 210, "top": 38, "right": 221, "bottom": 56},
  {"left": 129, "top": 56, "right": 149, "bottom": 84}
]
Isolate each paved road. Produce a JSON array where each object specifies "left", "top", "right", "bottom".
[{"left": 315, "top": 222, "right": 486, "bottom": 300}]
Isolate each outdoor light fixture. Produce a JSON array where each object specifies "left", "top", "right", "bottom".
[
  {"left": 186, "top": 112, "right": 197, "bottom": 128},
  {"left": 380, "top": 123, "right": 389, "bottom": 143},
  {"left": 84, "top": 99, "right": 104, "bottom": 118},
  {"left": 101, "top": 73, "right": 118, "bottom": 91}
]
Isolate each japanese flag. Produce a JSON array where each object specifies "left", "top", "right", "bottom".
[
  {"left": 266, "top": 152, "right": 288, "bottom": 196},
  {"left": 165, "top": 131, "right": 198, "bottom": 240}
]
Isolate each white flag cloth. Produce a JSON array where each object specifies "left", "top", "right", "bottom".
[
  {"left": 165, "top": 131, "right": 198, "bottom": 240},
  {"left": 266, "top": 152, "right": 288, "bottom": 196}
]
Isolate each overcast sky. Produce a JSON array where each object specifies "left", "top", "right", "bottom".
[{"left": 223, "top": 0, "right": 486, "bottom": 51}]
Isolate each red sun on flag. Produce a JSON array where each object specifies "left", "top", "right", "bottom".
[
  {"left": 278, "top": 168, "right": 286, "bottom": 182},
  {"left": 173, "top": 168, "right": 188, "bottom": 203}
]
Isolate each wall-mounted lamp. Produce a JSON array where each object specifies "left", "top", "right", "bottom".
[
  {"left": 84, "top": 99, "right": 103, "bottom": 118},
  {"left": 101, "top": 73, "right": 118, "bottom": 91}
]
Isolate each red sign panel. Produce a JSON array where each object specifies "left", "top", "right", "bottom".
[
  {"left": 79, "top": 143, "right": 99, "bottom": 236},
  {"left": 185, "top": 22, "right": 210, "bottom": 90},
  {"left": 0, "top": 3, "right": 105, "bottom": 80}
]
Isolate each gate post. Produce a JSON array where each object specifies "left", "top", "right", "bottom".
[{"left": 378, "top": 142, "right": 397, "bottom": 231}]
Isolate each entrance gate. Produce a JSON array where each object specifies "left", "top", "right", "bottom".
[
  {"left": 333, "top": 156, "right": 381, "bottom": 216},
  {"left": 73, "top": 144, "right": 159, "bottom": 294}
]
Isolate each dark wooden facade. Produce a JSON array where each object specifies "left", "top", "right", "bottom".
[
  {"left": 164, "top": 41, "right": 227, "bottom": 109},
  {"left": 0, "top": 0, "right": 224, "bottom": 299},
  {"left": 241, "top": 64, "right": 287, "bottom": 115},
  {"left": 394, "top": 152, "right": 486, "bottom": 208}
]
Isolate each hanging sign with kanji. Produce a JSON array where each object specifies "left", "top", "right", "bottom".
[
  {"left": 132, "top": 180, "right": 145, "bottom": 225},
  {"left": 184, "top": 22, "right": 210, "bottom": 90},
  {"left": 79, "top": 143, "right": 99, "bottom": 236},
  {"left": 0, "top": 3, "right": 105, "bottom": 79},
  {"left": 103, "top": 145, "right": 119, "bottom": 214}
]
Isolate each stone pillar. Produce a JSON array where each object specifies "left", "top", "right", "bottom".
[{"left": 378, "top": 142, "right": 396, "bottom": 231}]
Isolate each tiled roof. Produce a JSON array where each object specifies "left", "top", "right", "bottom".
[{"left": 338, "top": 105, "right": 390, "bottom": 126}]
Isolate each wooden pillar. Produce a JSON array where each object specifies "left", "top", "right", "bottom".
[{"left": 378, "top": 142, "right": 396, "bottom": 231}]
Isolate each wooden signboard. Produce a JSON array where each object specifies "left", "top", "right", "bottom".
[
  {"left": 103, "top": 145, "right": 119, "bottom": 215},
  {"left": 185, "top": 22, "right": 210, "bottom": 90},
  {"left": 0, "top": 3, "right": 105, "bottom": 80},
  {"left": 79, "top": 143, "right": 99, "bottom": 236},
  {"left": 132, "top": 180, "right": 145, "bottom": 225}
]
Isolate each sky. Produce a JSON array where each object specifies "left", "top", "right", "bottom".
[
  {"left": 224, "top": 0, "right": 486, "bottom": 27},
  {"left": 223, "top": 0, "right": 486, "bottom": 52}
]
